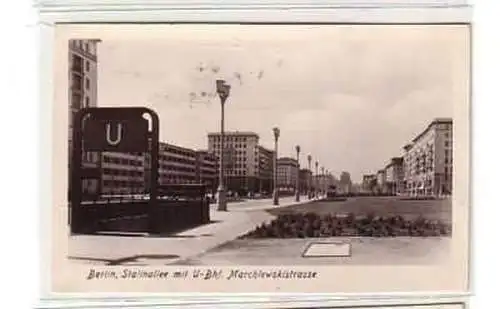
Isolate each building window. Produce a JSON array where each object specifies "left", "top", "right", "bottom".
[
  {"left": 71, "top": 74, "right": 83, "bottom": 91},
  {"left": 71, "top": 93, "right": 82, "bottom": 109},
  {"left": 71, "top": 55, "right": 83, "bottom": 72},
  {"left": 85, "top": 77, "right": 90, "bottom": 90},
  {"left": 85, "top": 61, "right": 90, "bottom": 72}
]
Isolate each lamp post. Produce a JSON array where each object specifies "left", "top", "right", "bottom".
[
  {"left": 321, "top": 166, "right": 325, "bottom": 197},
  {"left": 307, "top": 155, "right": 312, "bottom": 199},
  {"left": 216, "top": 79, "right": 231, "bottom": 211},
  {"left": 272, "top": 127, "right": 280, "bottom": 206},
  {"left": 295, "top": 145, "right": 301, "bottom": 202},
  {"left": 325, "top": 169, "right": 329, "bottom": 194},
  {"left": 315, "top": 161, "right": 319, "bottom": 199}
]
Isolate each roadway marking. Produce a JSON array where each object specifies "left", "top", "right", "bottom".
[{"left": 302, "top": 241, "right": 352, "bottom": 258}]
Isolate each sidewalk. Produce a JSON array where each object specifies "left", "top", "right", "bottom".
[{"left": 68, "top": 195, "right": 311, "bottom": 265}]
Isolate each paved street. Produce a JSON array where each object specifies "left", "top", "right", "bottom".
[
  {"left": 214, "top": 195, "right": 319, "bottom": 212},
  {"left": 67, "top": 196, "right": 309, "bottom": 265},
  {"left": 173, "top": 237, "right": 451, "bottom": 266}
]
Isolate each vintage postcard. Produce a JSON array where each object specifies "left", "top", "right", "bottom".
[{"left": 49, "top": 23, "right": 470, "bottom": 294}]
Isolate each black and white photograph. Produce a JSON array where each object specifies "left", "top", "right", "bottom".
[{"left": 51, "top": 24, "right": 470, "bottom": 293}]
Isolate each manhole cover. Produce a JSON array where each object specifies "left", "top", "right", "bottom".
[{"left": 302, "top": 242, "right": 351, "bottom": 258}]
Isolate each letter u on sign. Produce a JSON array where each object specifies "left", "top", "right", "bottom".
[
  {"left": 105, "top": 123, "right": 123, "bottom": 146},
  {"left": 83, "top": 116, "right": 148, "bottom": 152}
]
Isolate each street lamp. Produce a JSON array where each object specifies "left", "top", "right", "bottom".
[
  {"left": 216, "top": 79, "right": 231, "bottom": 211},
  {"left": 315, "top": 161, "right": 319, "bottom": 199},
  {"left": 307, "top": 155, "right": 312, "bottom": 199},
  {"left": 325, "top": 169, "right": 329, "bottom": 194},
  {"left": 321, "top": 166, "right": 325, "bottom": 197},
  {"left": 272, "top": 127, "right": 280, "bottom": 206},
  {"left": 295, "top": 145, "right": 301, "bottom": 202}
]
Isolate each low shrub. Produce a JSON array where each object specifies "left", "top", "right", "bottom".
[{"left": 239, "top": 212, "right": 451, "bottom": 239}]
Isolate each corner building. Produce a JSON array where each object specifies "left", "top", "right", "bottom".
[
  {"left": 68, "top": 39, "right": 101, "bottom": 197},
  {"left": 403, "top": 118, "right": 453, "bottom": 196}
]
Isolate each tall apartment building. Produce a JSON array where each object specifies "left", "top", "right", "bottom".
[
  {"left": 68, "top": 39, "right": 101, "bottom": 197},
  {"left": 207, "top": 132, "right": 261, "bottom": 194},
  {"left": 362, "top": 174, "right": 377, "bottom": 193},
  {"left": 384, "top": 157, "right": 404, "bottom": 195},
  {"left": 256, "top": 145, "right": 274, "bottom": 194},
  {"left": 376, "top": 169, "right": 387, "bottom": 194},
  {"left": 339, "top": 171, "right": 353, "bottom": 194},
  {"left": 277, "top": 157, "right": 299, "bottom": 191},
  {"left": 299, "top": 169, "right": 313, "bottom": 194},
  {"left": 100, "top": 143, "right": 217, "bottom": 195},
  {"left": 158, "top": 143, "right": 197, "bottom": 185},
  {"left": 195, "top": 150, "right": 218, "bottom": 193},
  {"left": 403, "top": 118, "right": 453, "bottom": 196}
]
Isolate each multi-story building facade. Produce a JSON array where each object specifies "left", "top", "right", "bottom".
[
  {"left": 207, "top": 131, "right": 265, "bottom": 194},
  {"left": 68, "top": 39, "right": 101, "bottom": 197},
  {"left": 195, "top": 150, "right": 218, "bottom": 193},
  {"left": 376, "top": 169, "right": 387, "bottom": 194},
  {"left": 100, "top": 152, "right": 145, "bottom": 194},
  {"left": 256, "top": 145, "right": 274, "bottom": 194},
  {"left": 277, "top": 157, "right": 299, "bottom": 191},
  {"left": 362, "top": 174, "right": 377, "bottom": 193},
  {"left": 100, "top": 143, "right": 217, "bottom": 195},
  {"left": 339, "top": 171, "right": 353, "bottom": 194},
  {"left": 158, "top": 142, "right": 198, "bottom": 185},
  {"left": 299, "top": 169, "right": 313, "bottom": 194},
  {"left": 384, "top": 157, "right": 404, "bottom": 195},
  {"left": 403, "top": 118, "right": 453, "bottom": 196}
]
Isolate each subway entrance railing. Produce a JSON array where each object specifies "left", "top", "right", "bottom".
[{"left": 69, "top": 107, "right": 210, "bottom": 235}]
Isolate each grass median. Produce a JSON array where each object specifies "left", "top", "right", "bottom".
[
  {"left": 240, "top": 212, "right": 451, "bottom": 239},
  {"left": 241, "top": 197, "right": 452, "bottom": 239}
]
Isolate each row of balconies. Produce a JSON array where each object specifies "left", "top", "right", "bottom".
[{"left": 101, "top": 174, "right": 144, "bottom": 182}]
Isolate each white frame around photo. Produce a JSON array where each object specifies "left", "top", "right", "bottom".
[{"left": 36, "top": 1, "right": 473, "bottom": 308}]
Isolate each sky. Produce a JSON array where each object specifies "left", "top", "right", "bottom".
[{"left": 95, "top": 25, "right": 468, "bottom": 183}]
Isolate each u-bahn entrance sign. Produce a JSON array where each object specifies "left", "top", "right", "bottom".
[
  {"left": 70, "top": 107, "right": 159, "bottom": 234},
  {"left": 83, "top": 117, "right": 149, "bottom": 152}
]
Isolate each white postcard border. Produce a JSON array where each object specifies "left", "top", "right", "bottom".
[{"left": 37, "top": 4, "right": 473, "bottom": 308}]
